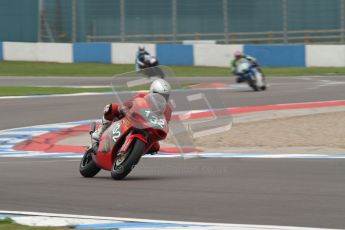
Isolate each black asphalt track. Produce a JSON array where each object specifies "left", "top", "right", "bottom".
[
  {"left": 0, "top": 76, "right": 345, "bottom": 228},
  {"left": 0, "top": 76, "right": 344, "bottom": 130},
  {"left": 0, "top": 157, "right": 345, "bottom": 229}
]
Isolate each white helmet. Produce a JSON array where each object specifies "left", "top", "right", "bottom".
[
  {"left": 139, "top": 45, "right": 145, "bottom": 52},
  {"left": 150, "top": 79, "right": 171, "bottom": 101}
]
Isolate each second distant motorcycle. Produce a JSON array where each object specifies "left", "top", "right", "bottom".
[
  {"left": 235, "top": 58, "right": 267, "bottom": 91},
  {"left": 136, "top": 45, "right": 164, "bottom": 78}
]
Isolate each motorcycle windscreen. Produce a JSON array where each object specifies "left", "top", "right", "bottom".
[
  {"left": 110, "top": 65, "right": 233, "bottom": 156},
  {"left": 127, "top": 94, "right": 169, "bottom": 139},
  {"left": 236, "top": 58, "right": 251, "bottom": 73}
]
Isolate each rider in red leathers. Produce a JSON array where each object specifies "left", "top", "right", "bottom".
[{"left": 91, "top": 79, "right": 172, "bottom": 154}]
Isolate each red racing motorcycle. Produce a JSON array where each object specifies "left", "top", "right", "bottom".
[{"left": 79, "top": 94, "right": 169, "bottom": 180}]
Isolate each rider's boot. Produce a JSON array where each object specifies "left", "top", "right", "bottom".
[{"left": 90, "top": 118, "right": 111, "bottom": 152}]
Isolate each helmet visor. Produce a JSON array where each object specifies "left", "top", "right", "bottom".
[{"left": 152, "top": 91, "right": 169, "bottom": 101}]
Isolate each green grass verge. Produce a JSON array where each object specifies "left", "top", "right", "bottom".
[
  {"left": 0, "top": 61, "right": 345, "bottom": 77},
  {"left": 0, "top": 218, "right": 70, "bottom": 230},
  {"left": 0, "top": 86, "right": 112, "bottom": 96}
]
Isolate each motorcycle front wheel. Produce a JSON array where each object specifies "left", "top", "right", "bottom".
[
  {"left": 79, "top": 148, "right": 101, "bottom": 177},
  {"left": 111, "top": 139, "right": 146, "bottom": 180},
  {"left": 248, "top": 79, "right": 259, "bottom": 91},
  {"left": 259, "top": 74, "right": 267, "bottom": 91}
]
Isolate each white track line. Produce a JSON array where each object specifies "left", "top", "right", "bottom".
[
  {"left": 0, "top": 211, "right": 339, "bottom": 230},
  {"left": 0, "top": 92, "right": 113, "bottom": 100}
]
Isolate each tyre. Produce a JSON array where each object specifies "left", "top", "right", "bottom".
[
  {"left": 141, "top": 68, "right": 152, "bottom": 78},
  {"left": 248, "top": 79, "right": 259, "bottom": 91},
  {"left": 154, "top": 67, "right": 165, "bottom": 78},
  {"left": 111, "top": 139, "right": 146, "bottom": 180},
  {"left": 79, "top": 149, "right": 101, "bottom": 177},
  {"left": 260, "top": 74, "right": 267, "bottom": 91}
]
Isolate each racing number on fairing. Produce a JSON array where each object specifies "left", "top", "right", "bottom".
[
  {"left": 112, "top": 122, "right": 122, "bottom": 142},
  {"left": 142, "top": 110, "right": 166, "bottom": 129}
]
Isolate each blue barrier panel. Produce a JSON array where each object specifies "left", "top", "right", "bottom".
[
  {"left": 73, "top": 43, "right": 111, "bottom": 63},
  {"left": 156, "top": 44, "right": 193, "bottom": 65},
  {"left": 0, "top": 42, "right": 3, "bottom": 60},
  {"left": 244, "top": 45, "right": 305, "bottom": 67}
]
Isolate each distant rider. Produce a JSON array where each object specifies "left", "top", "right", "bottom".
[
  {"left": 91, "top": 79, "right": 172, "bottom": 154},
  {"left": 136, "top": 45, "right": 150, "bottom": 72},
  {"left": 231, "top": 51, "right": 260, "bottom": 83}
]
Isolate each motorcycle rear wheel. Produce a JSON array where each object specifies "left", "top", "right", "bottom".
[
  {"left": 111, "top": 139, "right": 146, "bottom": 180},
  {"left": 79, "top": 148, "right": 101, "bottom": 177}
]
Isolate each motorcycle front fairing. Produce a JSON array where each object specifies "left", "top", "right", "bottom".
[
  {"left": 236, "top": 60, "right": 257, "bottom": 81},
  {"left": 94, "top": 119, "right": 133, "bottom": 170}
]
